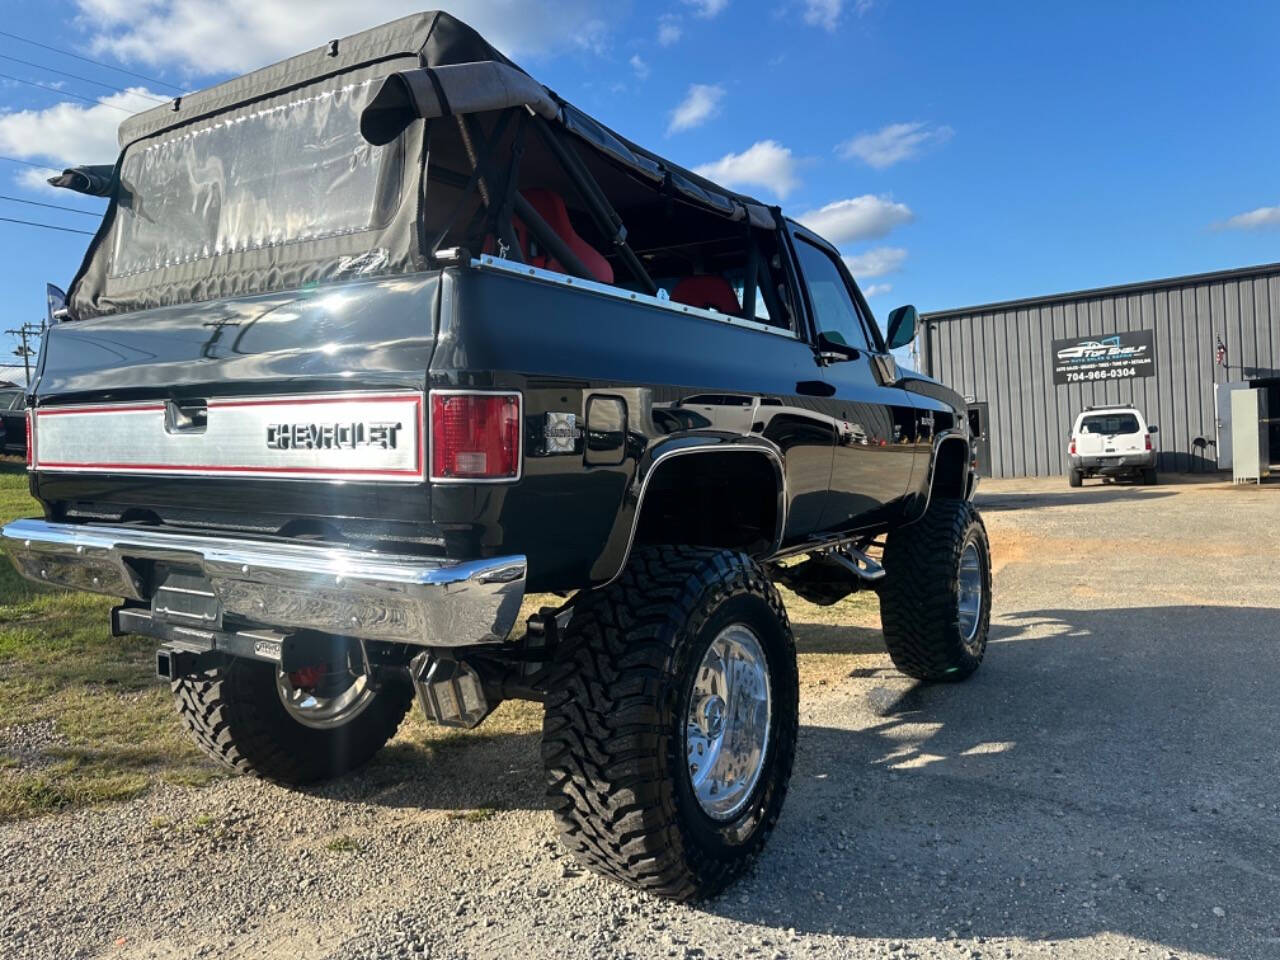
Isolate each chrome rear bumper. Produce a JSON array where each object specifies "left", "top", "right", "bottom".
[{"left": 1, "top": 518, "right": 526, "bottom": 647}]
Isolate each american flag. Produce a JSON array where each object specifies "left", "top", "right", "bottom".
[{"left": 1216, "top": 337, "right": 1227, "bottom": 368}]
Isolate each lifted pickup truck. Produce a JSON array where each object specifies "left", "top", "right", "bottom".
[{"left": 4, "top": 12, "right": 990, "bottom": 901}]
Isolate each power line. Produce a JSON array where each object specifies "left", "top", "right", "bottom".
[
  {"left": 0, "top": 193, "right": 102, "bottom": 217},
  {"left": 0, "top": 215, "right": 95, "bottom": 236},
  {"left": 0, "top": 71, "right": 138, "bottom": 113},
  {"left": 0, "top": 29, "right": 184, "bottom": 93},
  {"left": 0, "top": 52, "right": 169, "bottom": 104},
  {"left": 0, "top": 155, "right": 50, "bottom": 169}
]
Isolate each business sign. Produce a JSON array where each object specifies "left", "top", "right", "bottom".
[{"left": 1051, "top": 330, "right": 1155, "bottom": 386}]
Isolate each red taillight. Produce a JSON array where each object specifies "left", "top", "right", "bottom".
[
  {"left": 1145, "top": 433, "right": 1153, "bottom": 451},
  {"left": 25, "top": 409, "right": 33, "bottom": 469},
  {"left": 430, "top": 392, "right": 521, "bottom": 481},
  {"left": 1069, "top": 437, "right": 1076, "bottom": 455}
]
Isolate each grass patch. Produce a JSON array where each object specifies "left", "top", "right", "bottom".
[
  {"left": 447, "top": 806, "right": 497, "bottom": 823},
  {"left": 0, "top": 459, "right": 221, "bottom": 822},
  {"left": 325, "top": 834, "right": 362, "bottom": 853}
]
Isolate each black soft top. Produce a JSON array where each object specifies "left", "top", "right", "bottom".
[
  {"left": 116, "top": 11, "right": 774, "bottom": 229},
  {"left": 67, "top": 12, "right": 781, "bottom": 320}
]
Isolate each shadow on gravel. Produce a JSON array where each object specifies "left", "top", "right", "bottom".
[
  {"left": 303, "top": 728, "right": 548, "bottom": 815},
  {"left": 702, "top": 604, "right": 1280, "bottom": 960},
  {"left": 792, "top": 624, "right": 884, "bottom": 655},
  {"left": 260, "top": 604, "right": 1280, "bottom": 958},
  {"left": 300, "top": 623, "right": 890, "bottom": 816},
  {"left": 977, "top": 488, "right": 1177, "bottom": 511}
]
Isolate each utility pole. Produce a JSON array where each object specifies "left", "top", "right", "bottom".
[{"left": 4, "top": 321, "right": 42, "bottom": 388}]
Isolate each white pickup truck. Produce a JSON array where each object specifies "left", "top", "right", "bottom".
[{"left": 1068, "top": 406, "right": 1159, "bottom": 487}]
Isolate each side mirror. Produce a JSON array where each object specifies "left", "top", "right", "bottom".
[
  {"left": 885, "top": 304, "right": 918, "bottom": 350},
  {"left": 1148, "top": 425, "right": 1159, "bottom": 434},
  {"left": 816, "top": 332, "right": 861, "bottom": 362}
]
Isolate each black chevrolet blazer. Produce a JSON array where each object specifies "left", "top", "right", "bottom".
[{"left": 5, "top": 10, "right": 990, "bottom": 903}]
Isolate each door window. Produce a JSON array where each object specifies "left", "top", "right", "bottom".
[{"left": 793, "top": 238, "right": 871, "bottom": 350}]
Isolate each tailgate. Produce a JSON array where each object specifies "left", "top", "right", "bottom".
[
  {"left": 1078, "top": 430, "right": 1143, "bottom": 457},
  {"left": 30, "top": 274, "right": 439, "bottom": 540}
]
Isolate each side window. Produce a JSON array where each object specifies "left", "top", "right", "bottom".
[{"left": 793, "top": 237, "right": 871, "bottom": 350}]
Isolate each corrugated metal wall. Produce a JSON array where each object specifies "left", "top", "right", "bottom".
[{"left": 922, "top": 262, "right": 1280, "bottom": 478}]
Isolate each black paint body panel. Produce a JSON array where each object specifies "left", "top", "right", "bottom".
[{"left": 28, "top": 262, "right": 969, "bottom": 593}]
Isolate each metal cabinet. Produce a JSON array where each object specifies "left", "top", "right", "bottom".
[{"left": 1231, "top": 388, "right": 1270, "bottom": 484}]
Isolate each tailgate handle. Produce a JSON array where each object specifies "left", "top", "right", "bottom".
[{"left": 165, "top": 399, "right": 207, "bottom": 434}]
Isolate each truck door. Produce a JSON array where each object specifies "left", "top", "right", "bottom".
[
  {"left": 967, "top": 401, "right": 992, "bottom": 477},
  {"left": 787, "top": 228, "right": 919, "bottom": 530}
]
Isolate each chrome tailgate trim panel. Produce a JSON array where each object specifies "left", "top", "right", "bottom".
[{"left": 32, "top": 391, "right": 424, "bottom": 483}]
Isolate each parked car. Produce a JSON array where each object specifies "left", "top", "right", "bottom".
[
  {"left": 1068, "top": 405, "right": 1158, "bottom": 486},
  {"left": 0, "top": 388, "right": 26, "bottom": 458},
  {"left": 4, "top": 12, "right": 990, "bottom": 902}
]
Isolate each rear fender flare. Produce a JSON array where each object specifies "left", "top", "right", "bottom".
[{"left": 590, "top": 438, "right": 787, "bottom": 586}]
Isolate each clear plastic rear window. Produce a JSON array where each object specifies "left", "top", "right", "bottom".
[{"left": 110, "top": 79, "right": 400, "bottom": 279}]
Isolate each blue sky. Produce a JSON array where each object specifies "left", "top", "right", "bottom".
[{"left": 1, "top": 0, "right": 1278, "bottom": 364}]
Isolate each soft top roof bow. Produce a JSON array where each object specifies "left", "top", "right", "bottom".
[{"left": 360, "top": 62, "right": 559, "bottom": 145}]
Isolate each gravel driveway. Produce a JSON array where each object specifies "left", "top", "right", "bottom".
[{"left": 4, "top": 475, "right": 1279, "bottom": 960}]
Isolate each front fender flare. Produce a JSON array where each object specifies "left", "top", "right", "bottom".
[{"left": 904, "top": 431, "right": 972, "bottom": 525}]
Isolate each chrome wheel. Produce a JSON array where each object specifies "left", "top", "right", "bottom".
[
  {"left": 957, "top": 540, "right": 984, "bottom": 650},
  {"left": 276, "top": 665, "right": 375, "bottom": 730},
  {"left": 685, "top": 623, "right": 772, "bottom": 821}
]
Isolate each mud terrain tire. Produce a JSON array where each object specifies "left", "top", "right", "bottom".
[
  {"left": 879, "top": 499, "right": 992, "bottom": 682},
  {"left": 542, "top": 546, "right": 798, "bottom": 901},
  {"left": 172, "top": 657, "right": 412, "bottom": 785}
]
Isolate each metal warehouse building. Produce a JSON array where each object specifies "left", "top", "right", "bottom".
[{"left": 919, "top": 261, "right": 1280, "bottom": 478}]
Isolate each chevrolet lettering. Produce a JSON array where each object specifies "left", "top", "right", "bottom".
[{"left": 265, "top": 421, "right": 402, "bottom": 451}]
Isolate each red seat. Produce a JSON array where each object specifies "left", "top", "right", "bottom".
[
  {"left": 671, "top": 275, "right": 741, "bottom": 316},
  {"left": 512, "top": 189, "right": 613, "bottom": 285}
]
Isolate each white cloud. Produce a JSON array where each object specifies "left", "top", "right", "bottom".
[
  {"left": 629, "top": 54, "right": 650, "bottom": 80},
  {"left": 14, "top": 167, "right": 64, "bottom": 195},
  {"left": 667, "top": 83, "right": 725, "bottom": 135},
  {"left": 0, "top": 87, "right": 160, "bottom": 168},
  {"left": 684, "top": 0, "right": 729, "bottom": 16},
  {"left": 693, "top": 139, "right": 798, "bottom": 199},
  {"left": 841, "top": 246, "right": 907, "bottom": 279},
  {"left": 78, "top": 1, "right": 621, "bottom": 74},
  {"left": 862, "top": 282, "right": 892, "bottom": 298},
  {"left": 797, "top": 195, "right": 913, "bottom": 244},
  {"left": 658, "top": 15, "right": 683, "bottom": 46},
  {"left": 803, "top": 0, "right": 843, "bottom": 31},
  {"left": 1217, "top": 205, "right": 1280, "bottom": 230},
  {"left": 838, "top": 121, "right": 954, "bottom": 169}
]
